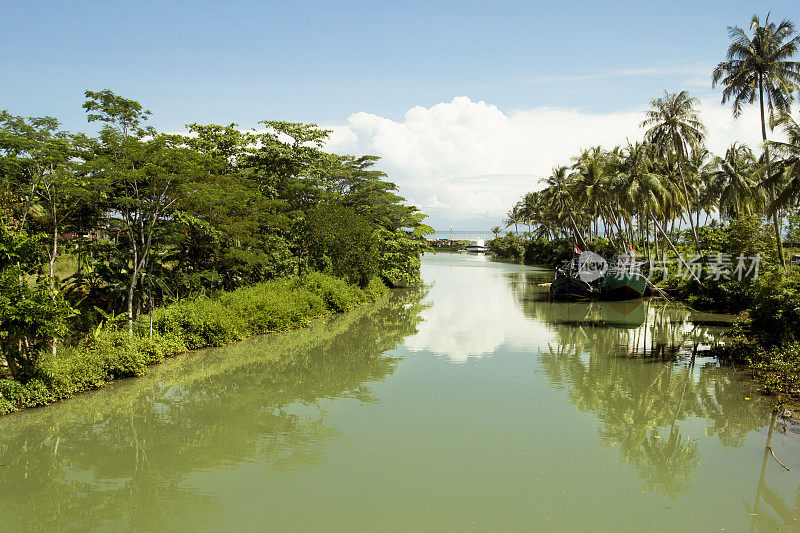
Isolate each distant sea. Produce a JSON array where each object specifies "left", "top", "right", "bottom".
[{"left": 430, "top": 230, "right": 496, "bottom": 242}]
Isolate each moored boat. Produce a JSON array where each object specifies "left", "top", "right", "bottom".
[
  {"left": 550, "top": 275, "right": 595, "bottom": 299},
  {"left": 600, "top": 255, "right": 646, "bottom": 300},
  {"left": 465, "top": 239, "right": 489, "bottom": 253},
  {"left": 550, "top": 256, "right": 599, "bottom": 300}
]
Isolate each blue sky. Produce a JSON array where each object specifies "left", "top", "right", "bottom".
[{"left": 3, "top": 1, "right": 800, "bottom": 229}]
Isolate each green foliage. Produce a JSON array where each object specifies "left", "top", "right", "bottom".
[
  {"left": 82, "top": 89, "right": 151, "bottom": 134},
  {"left": 788, "top": 209, "right": 800, "bottom": 243},
  {"left": 301, "top": 270, "right": 378, "bottom": 312},
  {"left": 694, "top": 224, "right": 728, "bottom": 252},
  {"left": 748, "top": 271, "right": 800, "bottom": 347},
  {"left": 305, "top": 203, "right": 378, "bottom": 287},
  {"left": 525, "top": 237, "right": 578, "bottom": 266},
  {"left": 726, "top": 215, "right": 778, "bottom": 264},
  {"left": 750, "top": 342, "right": 800, "bottom": 395},
  {"left": 488, "top": 233, "right": 525, "bottom": 261},
  {"left": 0, "top": 272, "right": 73, "bottom": 378},
  {"left": 0, "top": 224, "right": 74, "bottom": 379},
  {"left": 151, "top": 296, "right": 248, "bottom": 349},
  {"left": 0, "top": 272, "right": 388, "bottom": 414},
  {"left": 654, "top": 217, "right": 782, "bottom": 311},
  {"left": 1, "top": 89, "right": 425, "bottom": 416},
  {"left": 376, "top": 227, "right": 428, "bottom": 287}
]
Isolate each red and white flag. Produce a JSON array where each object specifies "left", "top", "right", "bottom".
[
  {"left": 574, "top": 245, "right": 582, "bottom": 254},
  {"left": 627, "top": 244, "right": 636, "bottom": 255}
]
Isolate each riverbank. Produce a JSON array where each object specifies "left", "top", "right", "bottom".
[{"left": 0, "top": 272, "right": 389, "bottom": 415}]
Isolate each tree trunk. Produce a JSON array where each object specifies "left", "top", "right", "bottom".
[
  {"left": 656, "top": 221, "right": 704, "bottom": 286},
  {"left": 149, "top": 293, "right": 154, "bottom": 340},
  {"left": 49, "top": 208, "right": 59, "bottom": 356},
  {"left": 568, "top": 215, "right": 587, "bottom": 248},
  {"left": 759, "top": 74, "right": 787, "bottom": 269},
  {"left": 127, "top": 277, "right": 136, "bottom": 334},
  {"left": 677, "top": 165, "right": 700, "bottom": 250},
  {"left": 5, "top": 346, "right": 21, "bottom": 380}
]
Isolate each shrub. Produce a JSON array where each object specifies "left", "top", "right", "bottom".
[
  {"left": 151, "top": 297, "right": 247, "bottom": 349},
  {"left": 523, "top": 237, "right": 576, "bottom": 267},
  {"left": 302, "top": 271, "right": 369, "bottom": 312},
  {"left": 750, "top": 342, "right": 800, "bottom": 395},
  {"left": 748, "top": 272, "right": 800, "bottom": 347}
]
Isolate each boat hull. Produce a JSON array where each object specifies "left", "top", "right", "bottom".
[
  {"left": 600, "top": 271, "right": 647, "bottom": 300},
  {"left": 550, "top": 276, "right": 594, "bottom": 300}
]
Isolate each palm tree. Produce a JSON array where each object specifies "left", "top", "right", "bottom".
[
  {"left": 768, "top": 111, "right": 800, "bottom": 212},
  {"left": 518, "top": 191, "right": 539, "bottom": 234},
  {"left": 541, "top": 165, "right": 586, "bottom": 247},
  {"left": 616, "top": 142, "right": 668, "bottom": 258},
  {"left": 707, "top": 143, "right": 766, "bottom": 220},
  {"left": 503, "top": 204, "right": 522, "bottom": 235},
  {"left": 712, "top": 13, "right": 800, "bottom": 268},
  {"left": 571, "top": 147, "right": 609, "bottom": 239},
  {"left": 641, "top": 90, "right": 707, "bottom": 249}
]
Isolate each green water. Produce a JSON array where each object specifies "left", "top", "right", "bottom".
[{"left": 1, "top": 253, "right": 799, "bottom": 532}]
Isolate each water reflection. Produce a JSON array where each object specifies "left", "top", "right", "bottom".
[
  {"left": 405, "top": 254, "right": 552, "bottom": 362},
  {"left": 744, "top": 411, "right": 800, "bottom": 531},
  {"left": 506, "top": 270, "right": 773, "bottom": 498},
  {"left": 0, "top": 288, "right": 428, "bottom": 531}
]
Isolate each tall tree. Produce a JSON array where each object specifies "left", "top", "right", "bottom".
[
  {"left": 641, "top": 90, "right": 707, "bottom": 249},
  {"left": 712, "top": 13, "right": 800, "bottom": 268},
  {"left": 82, "top": 90, "right": 199, "bottom": 332},
  {"left": 503, "top": 204, "right": 523, "bottom": 235},
  {"left": 768, "top": 111, "right": 800, "bottom": 213},
  {"left": 541, "top": 165, "right": 586, "bottom": 247},
  {"left": 707, "top": 143, "right": 765, "bottom": 220}
]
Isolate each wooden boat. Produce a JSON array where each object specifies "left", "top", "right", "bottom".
[
  {"left": 550, "top": 259, "right": 597, "bottom": 300},
  {"left": 550, "top": 275, "right": 595, "bottom": 299},
  {"left": 600, "top": 257, "right": 647, "bottom": 300}
]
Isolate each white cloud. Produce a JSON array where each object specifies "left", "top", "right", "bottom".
[{"left": 324, "top": 96, "right": 771, "bottom": 230}]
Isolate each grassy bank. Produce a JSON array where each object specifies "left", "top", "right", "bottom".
[{"left": 0, "top": 272, "right": 388, "bottom": 415}]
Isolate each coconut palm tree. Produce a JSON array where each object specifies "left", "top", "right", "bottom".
[
  {"left": 503, "top": 204, "right": 523, "bottom": 235},
  {"left": 707, "top": 143, "right": 766, "bottom": 220},
  {"left": 571, "top": 147, "right": 609, "bottom": 239},
  {"left": 712, "top": 13, "right": 800, "bottom": 268},
  {"left": 641, "top": 90, "right": 707, "bottom": 249},
  {"left": 541, "top": 165, "right": 586, "bottom": 247},
  {"left": 616, "top": 142, "right": 667, "bottom": 259},
  {"left": 768, "top": 111, "right": 800, "bottom": 212},
  {"left": 519, "top": 191, "right": 539, "bottom": 234}
]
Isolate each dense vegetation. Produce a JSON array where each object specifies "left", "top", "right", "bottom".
[
  {"left": 0, "top": 90, "right": 430, "bottom": 412},
  {"left": 492, "top": 14, "right": 800, "bottom": 399}
]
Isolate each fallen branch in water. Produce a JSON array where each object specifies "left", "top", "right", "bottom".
[
  {"left": 645, "top": 278, "right": 671, "bottom": 300},
  {"left": 768, "top": 446, "right": 790, "bottom": 471}
]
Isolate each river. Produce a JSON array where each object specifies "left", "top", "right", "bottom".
[{"left": 1, "top": 253, "right": 798, "bottom": 531}]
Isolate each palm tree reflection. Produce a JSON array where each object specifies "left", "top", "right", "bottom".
[{"left": 508, "top": 271, "right": 772, "bottom": 497}]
